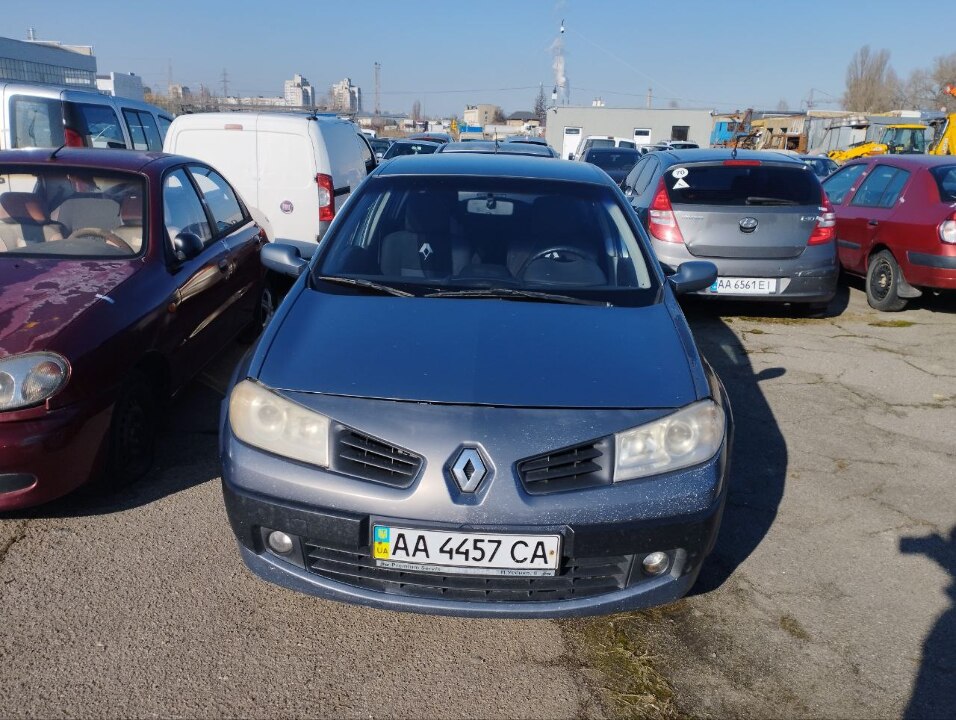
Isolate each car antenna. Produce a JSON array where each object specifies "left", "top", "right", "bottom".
[{"left": 49, "top": 142, "right": 67, "bottom": 160}]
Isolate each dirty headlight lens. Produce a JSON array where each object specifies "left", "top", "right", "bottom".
[
  {"left": 614, "top": 400, "right": 725, "bottom": 482},
  {"left": 0, "top": 353, "right": 69, "bottom": 411},
  {"left": 228, "top": 380, "right": 330, "bottom": 468}
]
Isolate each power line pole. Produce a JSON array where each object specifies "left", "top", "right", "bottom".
[
  {"left": 220, "top": 68, "right": 229, "bottom": 98},
  {"left": 374, "top": 61, "right": 381, "bottom": 115},
  {"left": 647, "top": 87, "right": 652, "bottom": 109}
]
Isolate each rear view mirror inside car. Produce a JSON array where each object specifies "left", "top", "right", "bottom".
[{"left": 466, "top": 197, "right": 514, "bottom": 216}]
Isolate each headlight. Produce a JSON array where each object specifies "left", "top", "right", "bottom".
[
  {"left": 228, "top": 380, "right": 330, "bottom": 468},
  {"left": 0, "top": 353, "right": 69, "bottom": 411},
  {"left": 614, "top": 399, "right": 725, "bottom": 482}
]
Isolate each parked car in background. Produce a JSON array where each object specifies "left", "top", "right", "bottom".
[
  {"left": 570, "top": 135, "right": 637, "bottom": 160},
  {"left": 0, "top": 81, "right": 173, "bottom": 151},
  {"left": 822, "top": 155, "right": 956, "bottom": 311},
  {"left": 622, "top": 149, "right": 837, "bottom": 311},
  {"left": 503, "top": 136, "right": 549, "bottom": 146},
  {"left": 369, "top": 137, "right": 392, "bottom": 160},
  {"left": 382, "top": 139, "right": 440, "bottom": 159},
  {"left": 580, "top": 147, "right": 642, "bottom": 184},
  {"left": 800, "top": 155, "right": 839, "bottom": 179},
  {"left": 408, "top": 132, "right": 451, "bottom": 144},
  {"left": 163, "top": 112, "right": 375, "bottom": 244},
  {"left": 437, "top": 141, "right": 557, "bottom": 158},
  {"left": 0, "top": 149, "right": 269, "bottom": 510},
  {"left": 220, "top": 153, "right": 730, "bottom": 618}
]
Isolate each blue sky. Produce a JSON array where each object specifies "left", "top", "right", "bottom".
[{"left": 5, "top": 0, "right": 951, "bottom": 116}]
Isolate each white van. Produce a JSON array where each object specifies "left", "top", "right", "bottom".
[
  {"left": 164, "top": 112, "right": 376, "bottom": 243},
  {"left": 0, "top": 81, "right": 173, "bottom": 150}
]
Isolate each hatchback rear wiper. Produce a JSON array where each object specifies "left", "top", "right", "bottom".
[
  {"left": 745, "top": 196, "right": 799, "bottom": 206},
  {"left": 316, "top": 275, "right": 413, "bottom": 297},
  {"left": 425, "top": 287, "right": 610, "bottom": 306}
]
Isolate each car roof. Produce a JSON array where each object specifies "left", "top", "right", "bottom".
[
  {"left": 652, "top": 148, "right": 806, "bottom": 165},
  {"left": 392, "top": 139, "right": 441, "bottom": 146},
  {"left": 375, "top": 153, "right": 612, "bottom": 184},
  {"left": 0, "top": 148, "right": 177, "bottom": 172},
  {"left": 842, "top": 154, "right": 956, "bottom": 170}
]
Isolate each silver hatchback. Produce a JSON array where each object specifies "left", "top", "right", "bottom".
[{"left": 622, "top": 149, "right": 838, "bottom": 310}]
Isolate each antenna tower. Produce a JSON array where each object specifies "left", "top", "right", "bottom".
[{"left": 374, "top": 61, "right": 381, "bottom": 115}]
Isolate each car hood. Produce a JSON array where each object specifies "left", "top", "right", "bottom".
[
  {"left": 256, "top": 290, "right": 697, "bottom": 409},
  {"left": 0, "top": 258, "right": 138, "bottom": 356}
]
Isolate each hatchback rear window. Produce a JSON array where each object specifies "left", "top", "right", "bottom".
[
  {"left": 930, "top": 166, "right": 956, "bottom": 201},
  {"left": 666, "top": 163, "right": 821, "bottom": 206}
]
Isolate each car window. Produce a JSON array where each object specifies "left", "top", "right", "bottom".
[
  {"left": 356, "top": 133, "right": 374, "bottom": 164},
  {"left": 850, "top": 165, "right": 911, "bottom": 208},
  {"left": 157, "top": 115, "right": 173, "bottom": 140},
  {"left": 187, "top": 166, "right": 245, "bottom": 233},
  {"left": 584, "top": 150, "right": 641, "bottom": 171},
  {"left": 66, "top": 103, "right": 126, "bottom": 148},
  {"left": 163, "top": 169, "right": 212, "bottom": 246},
  {"left": 633, "top": 158, "right": 659, "bottom": 196},
  {"left": 0, "top": 166, "right": 144, "bottom": 257},
  {"left": 929, "top": 165, "right": 956, "bottom": 201},
  {"left": 11, "top": 96, "right": 63, "bottom": 148},
  {"left": 123, "top": 109, "right": 163, "bottom": 151},
  {"left": 316, "top": 176, "right": 658, "bottom": 305},
  {"left": 822, "top": 164, "right": 867, "bottom": 205},
  {"left": 623, "top": 159, "right": 646, "bottom": 191},
  {"left": 666, "top": 163, "right": 820, "bottom": 206}
]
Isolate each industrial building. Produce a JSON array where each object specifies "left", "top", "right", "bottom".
[
  {"left": 0, "top": 35, "right": 96, "bottom": 88},
  {"left": 544, "top": 106, "right": 715, "bottom": 158}
]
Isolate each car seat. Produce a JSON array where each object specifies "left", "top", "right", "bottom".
[
  {"left": 112, "top": 194, "right": 145, "bottom": 252},
  {"left": 0, "top": 192, "right": 67, "bottom": 249},
  {"left": 52, "top": 195, "right": 121, "bottom": 236},
  {"left": 379, "top": 192, "right": 469, "bottom": 278}
]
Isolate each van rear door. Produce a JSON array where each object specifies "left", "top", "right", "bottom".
[{"left": 257, "top": 117, "right": 320, "bottom": 242}]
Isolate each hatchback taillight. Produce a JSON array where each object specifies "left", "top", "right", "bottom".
[
  {"left": 939, "top": 211, "right": 956, "bottom": 244},
  {"left": 317, "top": 173, "right": 334, "bottom": 222},
  {"left": 808, "top": 193, "right": 836, "bottom": 245},
  {"left": 648, "top": 178, "right": 684, "bottom": 244},
  {"left": 63, "top": 128, "right": 84, "bottom": 147}
]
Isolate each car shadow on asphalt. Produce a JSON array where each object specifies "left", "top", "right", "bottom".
[
  {"left": 901, "top": 527, "right": 956, "bottom": 718},
  {"left": 679, "top": 300, "right": 788, "bottom": 594},
  {"left": 9, "top": 379, "right": 225, "bottom": 520}
]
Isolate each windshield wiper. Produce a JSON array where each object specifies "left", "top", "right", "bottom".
[
  {"left": 745, "top": 196, "right": 799, "bottom": 206},
  {"left": 316, "top": 275, "right": 413, "bottom": 297},
  {"left": 424, "top": 287, "right": 610, "bottom": 306}
]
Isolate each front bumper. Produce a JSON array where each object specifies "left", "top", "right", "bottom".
[
  {"left": 0, "top": 403, "right": 112, "bottom": 511},
  {"left": 222, "top": 477, "right": 726, "bottom": 618},
  {"left": 653, "top": 238, "right": 838, "bottom": 304}
]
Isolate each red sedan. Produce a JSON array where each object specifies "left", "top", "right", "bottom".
[
  {"left": 823, "top": 155, "right": 956, "bottom": 311},
  {"left": 0, "top": 149, "right": 271, "bottom": 510}
]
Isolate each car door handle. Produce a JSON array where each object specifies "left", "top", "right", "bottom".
[
  {"left": 218, "top": 258, "right": 230, "bottom": 272},
  {"left": 868, "top": 220, "right": 879, "bottom": 227}
]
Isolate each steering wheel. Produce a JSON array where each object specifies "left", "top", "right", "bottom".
[
  {"left": 68, "top": 227, "right": 134, "bottom": 253},
  {"left": 518, "top": 246, "right": 597, "bottom": 278}
]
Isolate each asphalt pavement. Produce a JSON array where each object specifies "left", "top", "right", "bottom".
[{"left": 1, "top": 282, "right": 953, "bottom": 718}]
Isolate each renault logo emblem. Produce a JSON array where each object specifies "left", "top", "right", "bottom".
[
  {"left": 450, "top": 448, "right": 488, "bottom": 493},
  {"left": 739, "top": 217, "right": 758, "bottom": 233}
]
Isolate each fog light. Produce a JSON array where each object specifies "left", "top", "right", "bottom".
[
  {"left": 267, "top": 530, "right": 294, "bottom": 555},
  {"left": 642, "top": 551, "right": 670, "bottom": 576}
]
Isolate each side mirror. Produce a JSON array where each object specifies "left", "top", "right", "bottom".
[
  {"left": 261, "top": 242, "right": 308, "bottom": 278},
  {"left": 172, "top": 232, "right": 204, "bottom": 262},
  {"left": 667, "top": 261, "right": 718, "bottom": 295},
  {"left": 567, "top": 152, "right": 575, "bottom": 161}
]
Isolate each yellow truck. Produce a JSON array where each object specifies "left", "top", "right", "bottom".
[{"left": 828, "top": 124, "right": 929, "bottom": 164}]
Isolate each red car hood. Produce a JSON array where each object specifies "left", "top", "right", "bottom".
[{"left": 0, "top": 258, "right": 138, "bottom": 356}]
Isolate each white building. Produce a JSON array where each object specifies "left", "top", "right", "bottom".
[
  {"left": 331, "top": 77, "right": 361, "bottom": 113},
  {"left": 96, "top": 71, "right": 144, "bottom": 100},
  {"left": 284, "top": 73, "right": 314, "bottom": 107}
]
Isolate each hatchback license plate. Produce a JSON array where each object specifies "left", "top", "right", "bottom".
[
  {"left": 707, "top": 277, "right": 777, "bottom": 295},
  {"left": 372, "top": 525, "right": 561, "bottom": 577}
]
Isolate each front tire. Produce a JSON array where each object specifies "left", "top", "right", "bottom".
[
  {"left": 105, "top": 371, "right": 159, "bottom": 487},
  {"left": 866, "top": 250, "right": 908, "bottom": 312},
  {"left": 239, "top": 278, "right": 277, "bottom": 343}
]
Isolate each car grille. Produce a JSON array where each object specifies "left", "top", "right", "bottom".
[
  {"left": 517, "top": 437, "right": 613, "bottom": 494},
  {"left": 331, "top": 426, "right": 423, "bottom": 488},
  {"left": 303, "top": 541, "right": 634, "bottom": 603}
]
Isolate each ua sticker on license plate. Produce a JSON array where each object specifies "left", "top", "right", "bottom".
[
  {"left": 372, "top": 525, "right": 561, "bottom": 577},
  {"left": 707, "top": 277, "right": 778, "bottom": 295}
]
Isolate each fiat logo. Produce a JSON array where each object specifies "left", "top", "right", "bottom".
[{"left": 739, "top": 217, "right": 758, "bottom": 233}]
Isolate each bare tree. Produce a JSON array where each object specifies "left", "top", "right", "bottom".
[
  {"left": 668, "top": 99, "right": 679, "bottom": 109},
  {"left": 493, "top": 106, "right": 506, "bottom": 123},
  {"left": 776, "top": 98, "right": 790, "bottom": 112},
  {"left": 843, "top": 45, "right": 900, "bottom": 112},
  {"left": 411, "top": 100, "right": 422, "bottom": 122},
  {"left": 929, "top": 53, "right": 956, "bottom": 112}
]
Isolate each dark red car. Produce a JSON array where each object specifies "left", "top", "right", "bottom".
[
  {"left": 0, "top": 148, "right": 271, "bottom": 510},
  {"left": 823, "top": 155, "right": 956, "bottom": 311}
]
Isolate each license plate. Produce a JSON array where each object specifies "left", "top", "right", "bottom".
[
  {"left": 372, "top": 525, "right": 561, "bottom": 577},
  {"left": 706, "top": 277, "right": 778, "bottom": 295}
]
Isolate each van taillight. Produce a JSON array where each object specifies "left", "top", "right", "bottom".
[
  {"left": 808, "top": 193, "right": 836, "bottom": 245},
  {"left": 63, "top": 128, "right": 84, "bottom": 147},
  {"left": 316, "top": 173, "right": 334, "bottom": 222},
  {"left": 648, "top": 178, "right": 684, "bottom": 244},
  {"left": 939, "top": 211, "right": 956, "bottom": 244}
]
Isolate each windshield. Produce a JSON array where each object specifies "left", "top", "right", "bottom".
[
  {"left": 666, "top": 163, "right": 821, "bottom": 206},
  {"left": 315, "top": 176, "right": 657, "bottom": 305},
  {"left": 383, "top": 142, "right": 439, "bottom": 159},
  {"left": 879, "top": 127, "right": 928, "bottom": 153},
  {"left": 585, "top": 149, "right": 641, "bottom": 170},
  {"left": 0, "top": 167, "right": 145, "bottom": 257}
]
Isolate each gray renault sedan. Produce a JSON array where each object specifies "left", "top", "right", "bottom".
[{"left": 220, "top": 154, "right": 732, "bottom": 618}]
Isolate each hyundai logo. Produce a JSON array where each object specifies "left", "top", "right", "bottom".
[
  {"left": 739, "top": 217, "right": 758, "bottom": 233},
  {"left": 450, "top": 448, "right": 488, "bottom": 493}
]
